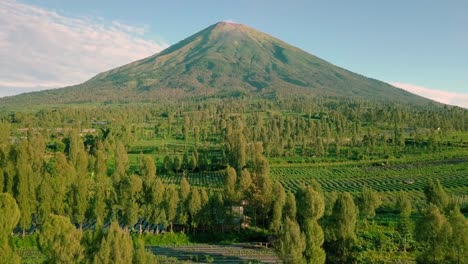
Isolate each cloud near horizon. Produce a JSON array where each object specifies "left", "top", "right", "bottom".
[
  {"left": 390, "top": 82, "right": 468, "bottom": 109},
  {"left": 0, "top": 0, "right": 168, "bottom": 97}
]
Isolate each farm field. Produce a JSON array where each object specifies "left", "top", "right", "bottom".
[
  {"left": 149, "top": 244, "right": 279, "bottom": 263},
  {"left": 152, "top": 152, "right": 468, "bottom": 207}
]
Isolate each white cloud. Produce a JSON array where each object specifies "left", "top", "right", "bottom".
[
  {"left": 0, "top": 0, "right": 168, "bottom": 97},
  {"left": 390, "top": 82, "right": 468, "bottom": 108}
]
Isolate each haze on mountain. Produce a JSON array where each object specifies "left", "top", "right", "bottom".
[{"left": 1, "top": 21, "right": 436, "bottom": 106}]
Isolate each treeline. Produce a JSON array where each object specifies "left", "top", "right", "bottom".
[
  {"left": 0, "top": 123, "right": 467, "bottom": 263},
  {"left": 2, "top": 97, "right": 467, "bottom": 161},
  {"left": 1, "top": 192, "right": 157, "bottom": 263}
]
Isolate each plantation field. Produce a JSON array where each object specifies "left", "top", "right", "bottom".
[
  {"left": 270, "top": 158, "right": 468, "bottom": 193},
  {"left": 157, "top": 155, "right": 468, "bottom": 207}
]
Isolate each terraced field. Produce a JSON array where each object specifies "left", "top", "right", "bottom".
[
  {"left": 157, "top": 157, "right": 468, "bottom": 206},
  {"left": 271, "top": 158, "right": 468, "bottom": 193},
  {"left": 160, "top": 171, "right": 225, "bottom": 188}
]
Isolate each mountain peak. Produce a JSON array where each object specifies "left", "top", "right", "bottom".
[
  {"left": 210, "top": 20, "right": 252, "bottom": 34},
  {"left": 0, "top": 22, "right": 434, "bottom": 106}
]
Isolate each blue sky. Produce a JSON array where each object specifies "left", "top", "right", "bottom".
[{"left": 1, "top": 0, "right": 467, "bottom": 107}]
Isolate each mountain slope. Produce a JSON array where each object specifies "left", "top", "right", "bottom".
[{"left": 1, "top": 22, "right": 435, "bottom": 105}]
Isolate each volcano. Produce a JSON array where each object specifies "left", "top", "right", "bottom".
[{"left": 1, "top": 21, "right": 435, "bottom": 105}]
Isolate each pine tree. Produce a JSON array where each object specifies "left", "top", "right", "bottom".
[
  {"left": 133, "top": 238, "right": 158, "bottom": 264},
  {"left": 303, "top": 219, "right": 326, "bottom": 264},
  {"left": 296, "top": 185, "right": 326, "bottom": 264},
  {"left": 325, "top": 192, "right": 358, "bottom": 264},
  {"left": 39, "top": 214, "right": 84, "bottom": 264},
  {"left": 225, "top": 166, "right": 238, "bottom": 203},
  {"left": 70, "top": 177, "right": 88, "bottom": 229},
  {"left": 164, "top": 185, "right": 179, "bottom": 232},
  {"left": 270, "top": 181, "right": 286, "bottom": 233},
  {"left": 0, "top": 193, "right": 21, "bottom": 264},
  {"left": 447, "top": 208, "right": 468, "bottom": 264},
  {"left": 188, "top": 188, "right": 202, "bottom": 232},
  {"left": 239, "top": 168, "right": 253, "bottom": 199},
  {"left": 113, "top": 142, "right": 128, "bottom": 184},
  {"left": 424, "top": 179, "right": 449, "bottom": 212},
  {"left": 396, "top": 191, "right": 412, "bottom": 252},
  {"left": 415, "top": 205, "right": 452, "bottom": 263},
  {"left": 14, "top": 141, "right": 34, "bottom": 237},
  {"left": 276, "top": 218, "right": 306, "bottom": 264},
  {"left": 283, "top": 192, "right": 297, "bottom": 221},
  {"left": 357, "top": 185, "right": 381, "bottom": 225},
  {"left": 93, "top": 221, "right": 134, "bottom": 264}
]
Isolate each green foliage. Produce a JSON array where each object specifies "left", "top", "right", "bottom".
[
  {"left": 325, "top": 192, "right": 359, "bottom": 264},
  {"left": 447, "top": 208, "right": 468, "bottom": 263},
  {"left": 276, "top": 218, "right": 306, "bottom": 264},
  {"left": 358, "top": 185, "right": 381, "bottom": 223},
  {"left": 0, "top": 193, "right": 21, "bottom": 264},
  {"left": 269, "top": 181, "right": 286, "bottom": 233},
  {"left": 424, "top": 179, "right": 449, "bottom": 211},
  {"left": 133, "top": 238, "right": 158, "bottom": 264},
  {"left": 415, "top": 205, "right": 452, "bottom": 263},
  {"left": 38, "top": 214, "right": 84, "bottom": 264},
  {"left": 93, "top": 222, "right": 134, "bottom": 264}
]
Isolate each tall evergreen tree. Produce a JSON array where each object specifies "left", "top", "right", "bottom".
[
  {"left": 0, "top": 193, "right": 21, "bottom": 264},
  {"left": 276, "top": 218, "right": 306, "bottom": 264},
  {"left": 14, "top": 141, "right": 34, "bottom": 236},
  {"left": 396, "top": 191, "right": 412, "bottom": 252},
  {"left": 93, "top": 221, "right": 134, "bottom": 264},
  {"left": 357, "top": 185, "right": 381, "bottom": 225},
  {"left": 424, "top": 179, "right": 449, "bottom": 212},
  {"left": 270, "top": 181, "right": 286, "bottom": 233},
  {"left": 38, "top": 214, "right": 84, "bottom": 264},
  {"left": 415, "top": 205, "right": 452, "bottom": 264},
  {"left": 325, "top": 192, "right": 358, "bottom": 264},
  {"left": 283, "top": 192, "right": 297, "bottom": 221},
  {"left": 447, "top": 208, "right": 468, "bottom": 264}
]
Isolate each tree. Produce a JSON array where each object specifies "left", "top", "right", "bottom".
[
  {"left": 93, "top": 148, "right": 109, "bottom": 225},
  {"left": 173, "top": 156, "right": 182, "bottom": 172},
  {"left": 396, "top": 191, "right": 412, "bottom": 252},
  {"left": 164, "top": 185, "right": 179, "bottom": 232},
  {"left": 357, "top": 185, "right": 381, "bottom": 225},
  {"left": 283, "top": 192, "right": 297, "bottom": 220},
  {"left": 119, "top": 175, "right": 142, "bottom": 232},
  {"left": 113, "top": 142, "right": 128, "bottom": 183},
  {"left": 39, "top": 214, "right": 84, "bottom": 264},
  {"left": 225, "top": 166, "right": 238, "bottom": 203},
  {"left": 69, "top": 177, "right": 88, "bottom": 229},
  {"left": 0, "top": 193, "right": 21, "bottom": 264},
  {"left": 93, "top": 221, "right": 134, "bottom": 264},
  {"left": 139, "top": 155, "right": 156, "bottom": 184},
  {"left": 415, "top": 205, "right": 452, "bottom": 263},
  {"left": 424, "top": 179, "right": 449, "bottom": 212},
  {"left": 447, "top": 208, "right": 468, "bottom": 264},
  {"left": 303, "top": 219, "right": 326, "bottom": 264},
  {"left": 239, "top": 168, "right": 253, "bottom": 199},
  {"left": 133, "top": 238, "right": 158, "bottom": 264},
  {"left": 146, "top": 178, "right": 165, "bottom": 233},
  {"left": 276, "top": 218, "right": 306, "bottom": 264},
  {"left": 296, "top": 185, "right": 326, "bottom": 264},
  {"left": 325, "top": 192, "right": 358, "bottom": 264},
  {"left": 297, "top": 185, "right": 325, "bottom": 223},
  {"left": 36, "top": 176, "right": 53, "bottom": 225},
  {"left": 14, "top": 141, "right": 34, "bottom": 237},
  {"left": 270, "top": 181, "right": 286, "bottom": 233},
  {"left": 188, "top": 188, "right": 202, "bottom": 232}
]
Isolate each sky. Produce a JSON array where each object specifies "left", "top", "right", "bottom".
[{"left": 1, "top": 0, "right": 467, "bottom": 108}]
